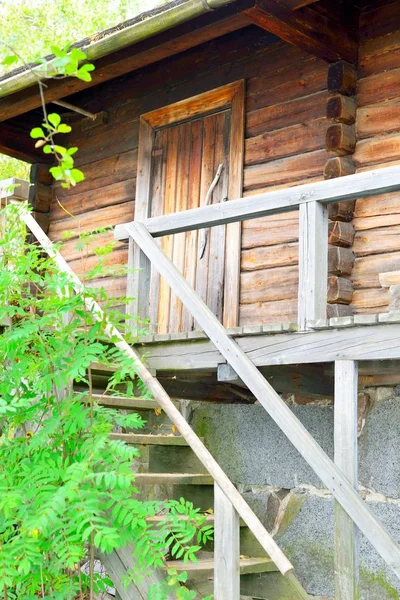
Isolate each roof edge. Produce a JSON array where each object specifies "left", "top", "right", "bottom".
[{"left": 0, "top": 0, "right": 235, "bottom": 100}]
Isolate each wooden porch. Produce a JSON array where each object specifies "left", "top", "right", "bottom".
[{"left": 4, "top": 162, "right": 400, "bottom": 598}]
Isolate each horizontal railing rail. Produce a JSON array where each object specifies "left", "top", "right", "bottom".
[
  {"left": 115, "top": 164, "right": 400, "bottom": 330},
  {"left": 115, "top": 164, "right": 400, "bottom": 238}
]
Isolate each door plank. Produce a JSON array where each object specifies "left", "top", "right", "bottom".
[
  {"left": 170, "top": 122, "right": 191, "bottom": 332},
  {"left": 195, "top": 113, "right": 217, "bottom": 324},
  {"left": 224, "top": 80, "right": 245, "bottom": 327},
  {"left": 158, "top": 126, "right": 179, "bottom": 333},
  {"left": 207, "top": 111, "right": 230, "bottom": 321},
  {"left": 183, "top": 119, "right": 204, "bottom": 331},
  {"left": 148, "top": 129, "right": 167, "bottom": 332}
]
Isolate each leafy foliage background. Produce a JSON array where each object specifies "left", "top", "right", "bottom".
[{"left": 0, "top": 0, "right": 167, "bottom": 180}]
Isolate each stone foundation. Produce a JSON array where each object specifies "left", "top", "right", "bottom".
[{"left": 189, "top": 389, "right": 400, "bottom": 599}]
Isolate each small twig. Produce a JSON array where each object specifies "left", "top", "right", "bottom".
[{"left": 198, "top": 163, "right": 224, "bottom": 260}]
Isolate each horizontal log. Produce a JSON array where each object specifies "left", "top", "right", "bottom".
[
  {"left": 328, "top": 201, "right": 356, "bottom": 222},
  {"left": 246, "top": 91, "right": 328, "bottom": 137},
  {"left": 328, "top": 246, "right": 355, "bottom": 276},
  {"left": 54, "top": 149, "right": 138, "bottom": 198},
  {"left": 239, "top": 298, "right": 297, "bottom": 325},
  {"left": 74, "top": 119, "right": 140, "bottom": 167},
  {"left": 359, "top": 29, "right": 400, "bottom": 78},
  {"left": 324, "top": 156, "right": 356, "bottom": 180},
  {"left": 359, "top": 1, "right": 400, "bottom": 41},
  {"left": 327, "top": 275, "right": 353, "bottom": 304},
  {"left": 243, "top": 176, "right": 323, "bottom": 199},
  {"left": 51, "top": 178, "right": 136, "bottom": 221},
  {"left": 354, "top": 213, "right": 400, "bottom": 231},
  {"left": 247, "top": 50, "right": 320, "bottom": 94},
  {"left": 379, "top": 270, "right": 400, "bottom": 287},
  {"left": 357, "top": 70, "right": 400, "bottom": 108},
  {"left": 246, "top": 58, "right": 327, "bottom": 113},
  {"left": 51, "top": 200, "right": 134, "bottom": 241},
  {"left": 354, "top": 191, "right": 400, "bottom": 218},
  {"left": 60, "top": 231, "right": 126, "bottom": 262},
  {"left": 352, "top": 288, "right": 390, "bottom": 310},
  {"left": 244, "top": 150, "right": 327, "bottom": 190},
  {"left": 353, "top": 133, "right": 400, "bottom": 168},
  {"left": 326, "top": 124, "right": 356, "bottom": 156},
  {"left": 116, "top": 164, "right": 400, "bottom": 239},
  {"left": 241, "top": 243, "right": 298, "bottom": 271},
  {"left": 328, "top": 221, "right": 355, "bottom": 247},
  {"left": 245, "top": 117, "right": 326, "bottom": 165},
  {"left": 241, "top": 212, "right": 298, "bottom": 249},
  {"left": 68, "top": 249, "right": 128, "bottom": 278},
  {"left": 86, "top": 276, "right": 127, "bottom": 298},
  {"left": 326, "top": 95, "right": 357, "bottom": 124},
  {"left": 327, "top": 60, "right": 357, "bottom": 96},
  {"left": 240, "top": 265, "right": 298, "bottom": 303},
  {"left": 352, "top": 252, "right": 400, "bottom": 289},
  {"left": 357, "top": 103, "right": 400, "bottom": 140},
  {"left": 353, "top": 226, "right": 400, "bottom": 256}
]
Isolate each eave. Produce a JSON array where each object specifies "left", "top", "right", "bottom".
[{"left": 0, "top": 0, "right": 357, "bottom": 128}]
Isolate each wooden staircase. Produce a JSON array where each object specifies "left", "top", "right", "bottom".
[{"left": 96, "top": 391, "right": 296, "bottom": 599}]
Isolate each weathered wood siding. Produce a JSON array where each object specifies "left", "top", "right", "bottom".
[
  {"left": 48, "top": 26, "right": 329, "bottom": 325},
  {"left": 352, "top": 0, "right": 400, "bottom": 314}
]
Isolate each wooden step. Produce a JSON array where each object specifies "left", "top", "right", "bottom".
[
  {"left": 110, "top": 433, "right": 188, "bottom": 446},
  {"left": 77, "top": 393, "right": 159, "bottom": 410},
  {"left": 166, "top": 556, "right": 277, "bottom": 580},
  {"left": 147, "top": 514, "right": 245, "bottom": 526},
  {"left": 134, "top": 473, "right": 213, "bottom": 485}
]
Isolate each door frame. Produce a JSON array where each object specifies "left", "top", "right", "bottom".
[{"left": 130, "top": 80, "right": 245, "bottom": 330}]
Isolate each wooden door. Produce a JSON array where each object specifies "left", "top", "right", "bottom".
[{"left": 133, "top": 82, "right": 244, "bottom": 334}]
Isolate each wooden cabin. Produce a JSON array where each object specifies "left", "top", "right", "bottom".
[{"left": 4, "top": 1, "right": 400, "bottom": 598}]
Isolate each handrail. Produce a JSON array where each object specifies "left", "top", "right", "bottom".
[
  {"left": 115, "top": 163, "right": 400, "bottom": 239},
  {"left": 126, "top": 219, "right": 400, "bottom": 583},
  {"left": 21, "top": 209, "right": 310, "bottom": 600}
]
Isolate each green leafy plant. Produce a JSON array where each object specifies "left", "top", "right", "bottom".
[{"left": 0, "top": 204, "right": 213, "bottom": 599}]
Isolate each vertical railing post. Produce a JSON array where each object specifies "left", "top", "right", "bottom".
[
  {"left": 214, "top": 482, "right": 240, "bottom": 599},
  {"left": 126, "top": 237, "right": 151, "bottom": 335},
  {"left": 298, "top": 201, "right": 328, "bottom": 330},
  {"left": 334, "top": 360, "right": 359, "bottom": 600}
]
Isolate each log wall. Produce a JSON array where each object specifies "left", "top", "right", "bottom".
[
  {"left": 352, "top": 0, "right": 400, "bottom": 314},
  {"left": 46, "top": 26, "right": 329, "bottom": 326}
]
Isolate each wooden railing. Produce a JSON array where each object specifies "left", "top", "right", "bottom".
[
  {"left": 115, "top": 163, "right": 400, "bottom": 330},
  {"left": 114, "top": 164, "right": 400, "bottom": 600}
]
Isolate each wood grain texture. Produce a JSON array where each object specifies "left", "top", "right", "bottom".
[
  {"left": 224, "top": 79, "right": 245, "bottom": 328},
  {"left": 127, "top": 220, "right": 400, "bottom": 581},
  {"left": 214, "top": 483, "right": 240, "bottom": 600},
  {"left": 298, "top": 201, "right": 328, "bottom": 328},
  {"left": 326, "top": 124, "right": 356, "bottom": 156},
  {"left": 328, "top": 276, "right": 354, "bottom": 304},
  {"left": 324, "top": 157, "right": 356, "bottom": 180},
  {"left": 244, "top": 0, "right": 357, "bottom": 63},
  {"left": 334, "top": 360, "right": 359, "bottom": 600},
  {"left": 327, "top": 95, "right": 357, "bottom": 125},
  {"left": 327, "top": 60, "right": 357, "bottom": 95}
]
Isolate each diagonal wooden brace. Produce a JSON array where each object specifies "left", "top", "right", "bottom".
[{"left": 126, "top": 220, "right": 400, "bottom": 581}]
